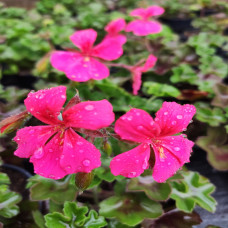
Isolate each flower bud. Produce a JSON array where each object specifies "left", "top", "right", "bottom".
[
  {"left": 103, "top": 141, "right": 112, "bottom": 156},
  {"left": 75, "top": 172, "right": 94, "bottom": 190},
  {"left": 0, "top": 111, "right": 30, "bottom": 134}
]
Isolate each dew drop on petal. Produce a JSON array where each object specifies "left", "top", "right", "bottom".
[
  {"left": 171, "top": 121, "right": 176, "bottom": 125},
  {"left": 29, "top": 129, "right": 35, "bottom": 134},
  {"left": 85, "top": 105, "right": 94, "bottom": 111},
  {"left": 164, "top": 112, "right": 168, "bottom": 115},
  {"left": 83, "top": 160, "right": 90, "bottom": 167},
  {"left": 137, "top": 126, "right": 143, "bottom": 130},
  {"left": 177, "top": 115, "right": 183, "bottom": 119},
  {"left": 128, "top": 172, "right": 136, "bottom": 178},
  {"left": 136, "top": 112, "right": 140, "bottom": 116},
  {"left": 48, "top": 175, "right": 55, "bottom": 178},
  {"left": 34, "top": 147, "right": 44, "bottom": 159},
  {"left": 142, "top": 160, "right": 148, "bottom": 169},
  {"left": 61, "top": 95, "right": 66, "bottom": 99},
  {"left": 127, "top": 116, "right": 133, "bottom": 121},
  {"left": 48, "top": 148, "right": 53, "bottom": 153},
  {"left": 174, "top": 147, "right": 180, "bottom": 151},
  {"left": 77, "top": 142, "right": 83, "bottom": 145}
]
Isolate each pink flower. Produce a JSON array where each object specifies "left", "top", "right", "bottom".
[
  {"left": 13, "top": 86, "right": 115, "bottom": 179},
  {"left": 104, "top": 18, "right": 127, "bottom": 44},
  {"left": 131, "top": 55, "right": 157, "bottom": 95},
  {"left": 110, "top": 102, "right": 196, "bottom": 182},
  {"left": 50, "top": 29, "right": 123, "bottom": 82},
  {"left": 126, "top": 6, "right": 165, "bottom": 36}
]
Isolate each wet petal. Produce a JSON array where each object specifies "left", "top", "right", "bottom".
[
  {"left": 60, "top": 128, "right": 101, "bottom": 173},
  {"left": 115, "top": 108, "right": 160, "bottom": 143},
  {"left": 70, "top": 29, "right": 97, "bottom": 53},
  {"left": 105, "top": 18, "right": 126, "bottom": 34},
  {"left": 50, "top": 51, "right": 81, "bottom": 73},
  {"left": 65, "top": 56, "right": 109, "bottom": 82},
  {"left": 92, "top": 37, "right": 123, "bottom": 61},
  {"left": 14, "top": 126, "right": 57, "bottom": 158},
  {"left": 146, "top": 6, "right": 165, "bottom": 17},
  {"left": 132, "top": 70, "right": 142, "bottom": 95},
  {"left": 152, "top": 135, "right": 194, "bottom": 182},
  {"left": 126, "top": 20, "right": 162, "bottom": 36},
  {"left": 63, "top": 99, "right": 114, "bottom": 130},
  {"left": 104, "top": 34, "right": 127, "bottom": 45},
  {"left": 24, "top": 86, "right": 66, "bottom": 125},
  {"left": 155, "top": 102, "right": 196, "bottom": 137},
  {"left": 30, "top": 132, "right": 67, "bottom": 179},
  {"left": 141, "top": 54, "right": 157, "bottom": 72},
  {"left": 110, "top": 144, "right": 150, "bottom": 178}
]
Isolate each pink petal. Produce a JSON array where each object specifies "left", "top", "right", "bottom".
[
  {"left": 92, "top": 37, "right": 123, "bottom": 61},
  {"left": 70, "top": 29, "right": 97, "bottom": 53},
  {"left": 104, "top": 34, "right": 127, "bottom": 45},
  {"left": 155, "top": 102, "right": 196, "bottom": 137},
  {"left": 141, "top": 54, "right": 157, "bottom": 72},
  {"left": 30, "top": 132, "right": 67, "bottom": 179},
  {"left": 132, "top": 70, "right": 142, "bottom": 95},
  {"left": 146, "top": 6, "right": 165, "bottom": 17},
  {"left": 130, "top": 8, "right": 147, "bottom": 19},
  {"left": 62, "top": 55, "right": 109, "bottom": 82},
  {"left": 63, "top": 100, "right": 115, "bottom": 130},
  {"left": 126, "top": 20, "right": 162, "bottom": 36},
  {"left": 60, "top": 128, "right": 101, "bottom": 173},
  {"left": 105, "top": 18, "right": 126, "bottom": 34},
  {"left": 152, "top": 135, "right": 194, "bottom": 182},
  {"left": 24, "top": 86, "right": 66, "bottom": 125},
  {"left": 110, "top": 144, "right": 150, "bottom": 178},
  {"left": 115, "top": 108, "right": 160, "bottom": 143},
  {"left": 14, "top": 126, "right": 57, "bottom": 158},
  {"left": 50, "top": 51, "right": 81, "bottom": 73},
  {"left": 130, "top": 6, "right": 164, "bottom": 20}
]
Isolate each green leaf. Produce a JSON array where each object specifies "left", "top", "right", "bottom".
[
  {"left": 195, "top": 102, "right": 227, "bottom": 126},
  {"left": 32, "top": 210, "right": 46, "bottom": 228},
  {"left": 171, "top": 64, "right": 198, "bottom": 84},
  {"left": 143, "top": 82, "right": 181, "bottom": 97},
  {"left": 171, "top": 171, "right": 216, "bottom": 213},
  {"left": 83, "top": 210, "right": 107, "bottom": 228},
  {"left": 142, "top": 210, "right": 202, "bottom": 228},
  {"left": 127, "top": 175, "right": 172, "bottom": 201},
  {"left": 28, "top": 175, "right": 77, "bottom": 204},
  {"left": 99, "top": 193, "right": 163, "bottom": 226},
  {"left": 45, "top": 202, "right": 106, "bottom": 228},
  {"left": 0, "top": 172, "right": 22, "bottom": 218},
  {"left": 212, "top": 83, "right": 228, "bottom": 107},
  {"left": 196, "top": 127, "right": 228, "bottom": 171}
]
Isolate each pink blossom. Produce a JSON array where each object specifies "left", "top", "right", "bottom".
[
  {"left": 104, "top": 18, "right": 127, "bottom": 44},
  {"left": 14, "top": 86, "right": 115, "bottom": 179},
  {"left": 51, "top": 29, "right": 123, "bottom": 82},
  {"left": 131, "top": 55, "right": 157, "bottom": 95},
  {"left": 126, "top": 6, "right": 165, "bottom": 36},
  {"left": 110, "top": 102, "right": 196, "bottom": 182}
]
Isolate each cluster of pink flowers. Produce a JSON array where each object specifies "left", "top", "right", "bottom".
[
  {"left": 13, "top": 86, "right": 196, "bottom": 182},
  {"left": 7, "top": 5, "right": 197, "bottom": 183},
  {"left": 51, "top": 5, "right": 164, "bottom": 95}
]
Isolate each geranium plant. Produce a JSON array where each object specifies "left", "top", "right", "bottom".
[{"left": 1, "top": 0, "right": 227, "bottom": 227}]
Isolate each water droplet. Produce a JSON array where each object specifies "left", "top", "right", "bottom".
[
  {"left": 77, "top": 142, "right": 83, "bottom": 145},
  {"left": 30, "top": 108, "right": 34, "bottom": 111},
  {"left": 190, "top": 120, "right": 193, "bottom": 123},
  {"left": 66, "top": 165, "right": 71, "bottom": 169},
  {"left": 128, "top": 172, "right": 136, "bottom": 178},
  {"left": 48, "top": 174, "right": 55, "bottom": 178},
  {"left": 142, "top": 160, "right": 148, "bottom": 169},
  {"left": 155, "top": 117, "right": 159, "bottom": 121},
  {"left": 171, "top": 121, "right": 176, "bottom": 125},
  {"left": 177, "top": 115, "right": 183, "bottom": 119},
  {"left": 168, "top": 162, "right": 171, "bottom": 166},
  {"left": 137, "top": 126, "right": 143, "bottom": 130},
  {"left": 56, "top": 157, "right": 59, "bottom": 161},
  {"left": 164, "top": 112, "right": 168, "bottom": 115},
  {"left": 136, "top": 112, "right": 140, "bottom": 116},
  {"left": 48, "top": 148, "right": 53, "bottom": 153},
  {"left": 85, "top": 105, "right": 94, "bottom": 111},
  {"left": 83, "top": 160, "right": 90, "bottom": 166},
  {"left": 61, "top": 95, "right": 66, "bottom": 99},
  {"left": 127, "top": 116, "right": 133, "bottom": 121},
  {"left": 174, "top": 147, "right": 180, "bottom": 151},
  {"left": 150, "top": 121, "right": 154, "bottom": 126},
  {"left": 34, "top": 147, "right": 44, "bottom": 159},
  {"left": 71, "top": 155, "right": 75, "bottom": 158},
  {"left": 29, "top": 129, "right": 35, "bottom": 134}
]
